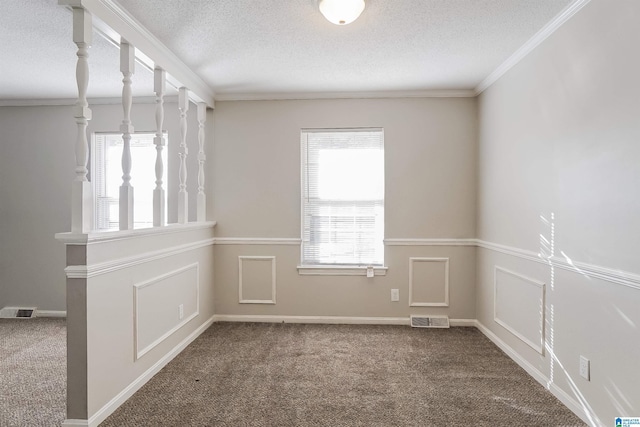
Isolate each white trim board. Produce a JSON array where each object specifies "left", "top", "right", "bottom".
[
  {"left": 55, "top": 221, "right": 216, "bottom": 245},
  {"left": 297, "top": 265, "right": 387, "bottom": 276},
  {"left": 474, "top": 0, "right": 592, "bottom": 94},
  {"left": 215, "top": 237, "right": 475, "bottom": 247},
  {"left": 213, "top": 237, "right": 640, "bottom": 290},
  {"left": 0, "top": 96, "right": 180, "bottom": 107},
  {"left": 62, "top": 420, "right": 89, "bottom": 427},
  {"left": 476, "top": 240, "right": 640, "bottom": 291},
  {"left": 64, "top": 315, "right": 216, "bottom": 427},
  {"left": 408, "top": 257, "right": 450, "bottom": 307},
  {"left": 474, "top": 320, "right": 596, "bottom": 426},
  {"left": 36, "top": 310, "right": 67, "bottom": 318},
  {"left": 212, "top": 315, "right": 475, "bottom": 327},
  {"left": 214, "top": 237, "right": 301, "bottom": 245},
  {"left": 384, "top": 238, "right": 476, "bottom": 246},
  {"left": 238, "top": 256, "right": 277, "bottom": 304},
  {"left": 64, "top": 238, "right": 214, "bottom": 279},
  {"left": 133, "top": 263, "right": 200, "bottom": 360},
  {"left": 214, "top": 89, "right": 475, "bottom": 101},
  {"left": 67, "top": 0, "right": 215, "bottom": 106},
  {"left": 58, "top": 233, "right": 640, "bottom": 290},
  {"left": 493, "top": 266, "right": 545, "bottom": 355}
]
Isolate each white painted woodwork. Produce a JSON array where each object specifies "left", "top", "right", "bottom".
[
  {"left": 153, "top": 66, "right": 166, "bottom": 227},
  {"left": 61, "top": 1, "right": 94, "bottom": 233},
  {"left": 493, "top": 266, "right": 546, "bottom": 355},
  {"left": 196, "top": 102, "right": 206, "bottom": 222},
  {"left": 119, "top": 39, "right": 135, "bottom": 230},
  {"left": 408, "top": 257, "right": 450, "bottom": 307},
  {"left": 78, "top": 0, "right": 215, "bottom": 107},
  {"left": 238, "top": 256, "right": 276, "bottom": 304},
  {"left": 177, "top": 87, "right": 189, "bottom": 224},
  {"left": 133, "top": 263, "right": 199, "bottom": 360}
]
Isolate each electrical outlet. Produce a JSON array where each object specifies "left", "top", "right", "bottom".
[
  {"left": 579, "top": 356, "right": 590, "bottom": 381},
  {"left": 391, "top": 289, "right": 399, "bottom": 302},
  {"left": 178, "top": 304, "right": 184, "bottom": 320}
]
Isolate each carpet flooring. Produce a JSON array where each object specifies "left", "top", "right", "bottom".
[
  {"left": 102, "top": 323, "right": 586, "bottom": 427},
  {"left": 0, "top": 318, "right": 66, "bottom": 427}
]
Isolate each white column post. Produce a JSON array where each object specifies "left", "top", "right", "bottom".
[
  {"left": 119, "top": 39, "right": 135, "bottom": 230},
  {"left": 61, "top": 1, "right": 93, "bottom": 234},
  {"left": 196, "top": 102, "right": 207, "bottom": 222},
  {"left": 153, "top": 67, "right": 166, "bottom": 227},
  {"left": 177, "top": 87, "right": 189, "bottom": 224}
]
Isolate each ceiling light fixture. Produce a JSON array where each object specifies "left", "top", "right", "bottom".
[{"left": 318, "top": 0, "right": 365, "bottom": 25}]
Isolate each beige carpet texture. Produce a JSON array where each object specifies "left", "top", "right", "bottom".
[
  {"left": 0, "top": 318, "right": 66, "bottom": 427},
  {"left": 101, "top": 323, "right": 586, "bottom": 427}
]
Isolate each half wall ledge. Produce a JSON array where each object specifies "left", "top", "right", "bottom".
[{"left": 55, "top": 221, "right": 217, "bottom": 245}]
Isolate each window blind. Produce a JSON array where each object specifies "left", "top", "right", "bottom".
[{"left": 301, "top": 128, "right": 384, "bottom": 266}]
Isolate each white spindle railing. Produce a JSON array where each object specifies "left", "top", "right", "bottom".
[
  {"left": 177, "top": 87, "right": 189, "bottom": 224},
  {"left": 197, "top": 102, "right": 207, "bottom": 222},
  {"left": 62, "top": 3, "right": 216, "bottom": 233},
  {"left": 153, "top": 66, "right": 166, "bottom": 227},
  {"left": 62, "top": 1, "right": 94, "bottom": 233},
  {"left": 119, "top": 39, "right": 135, "bottom": 230}
]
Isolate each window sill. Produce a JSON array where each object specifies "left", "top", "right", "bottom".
[{"left": 297, "top": 265, "right": 388, "bottom": 276}]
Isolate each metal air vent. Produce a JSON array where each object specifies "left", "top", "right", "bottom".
[
  {"left": 0, "top": 307, "right": 36, "bottom": 319},
  {"left": 410, "top": 315, "right": 450, "bottom": 328}
]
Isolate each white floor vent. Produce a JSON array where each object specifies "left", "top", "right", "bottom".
[
  {"left": 0, "top": 307, "right": 37, "bottom": 319},
  {"left": 410, "top": 315, "right": 450, "bottom": 328}
]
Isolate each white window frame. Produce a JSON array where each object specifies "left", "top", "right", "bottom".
[{"left": 298, "top": 127, "right": 387, "bottom": 276}]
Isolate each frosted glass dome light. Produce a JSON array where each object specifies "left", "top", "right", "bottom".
[{"left": 318, "top": 0, "right": 365, "bottom": 25}]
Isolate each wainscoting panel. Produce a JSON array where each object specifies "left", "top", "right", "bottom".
[
  {"left": 133, "top": 263, "right": 199, "bottom": 360},
  {"left": 409, "top": 257, "right": 450, "bottom": 307},
  {"left": 239, "top": 256, "right": 276, "bottom": 304},
  {"left": 494, "top": 266, "right": 545, "bottom": 354}
]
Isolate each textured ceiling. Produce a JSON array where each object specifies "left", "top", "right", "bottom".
[
  {"left": 118, "top": 0, "right": 575, "bottom": 95},
  {"left": 0, "top": 0, "right": 155, "bottom": 99},
  {"left": 0, "top": 0, "right": 576, "bottom": 100}
]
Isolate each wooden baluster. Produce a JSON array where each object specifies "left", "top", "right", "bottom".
[
  {"left": 196, "top": 103, "right": 206, "bottom": 222},
  {"left": 177, "top": 87, "right": 189, "bottom": 224},
  {"left": 61, "top": 1, "right": 93, "bottom": 233},
  {"left": 153, "top": 67, "right": 166, "bottom": 227},
  {"left": 119, "top": 40, "right": 135, "bottom": 230}
]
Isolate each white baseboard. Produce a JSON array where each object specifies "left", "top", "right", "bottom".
[
  {"left": 64, "top": 315, "right": 216, "bottom": 427},
  {"left": 213, "top": 314, "right": 410, "bottom": 325},
  {"left": 474, "top": 320, "right": 595, "bottom": 426},
  {"left": 213, "top": 315, "right": 477, "bottom": 327},
  {"left": 449, "top": 318, "right": 476, "bottom": 327},
  {"left": 36, "top": 310, "right": 67, "bottom": 318},
  {"left": 62, "top": 420, "right": 89, "bottom": 427}
]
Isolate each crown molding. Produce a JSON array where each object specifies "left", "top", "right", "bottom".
[
  {"left": 214, "top": 89, "right": 476, "bottom": 102},
  {"left": 5, "top": 0, "right": 591, "bottom": 107},
  {"left": 0, "top": 95, "right": 180, "bottom": 107},
  {"left": 474, "top": 0, "right": 592, "bottom": 95}
]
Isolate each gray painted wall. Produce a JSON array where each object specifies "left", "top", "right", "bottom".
[
  {"left": 476, "top": 0, "right": 640, "bottom": 422},
  {"left": 212, "top": 98, "right": 478, "bottom": 319},
  {"left": 0, "top": 102, "right": 204, "bottom": 311}
]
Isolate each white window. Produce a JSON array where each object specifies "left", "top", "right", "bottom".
[
  {"left": 92, "top": 132, "right": 167, "bottom": 230},
  {"left": 301, "top": 128, "right": 384, "bottom": 267}
]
